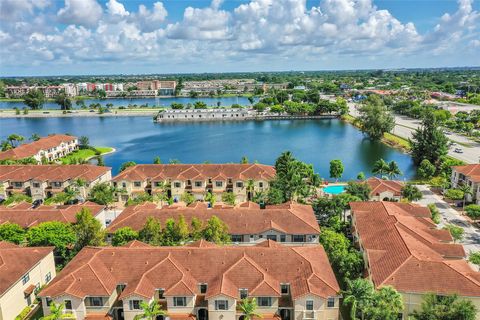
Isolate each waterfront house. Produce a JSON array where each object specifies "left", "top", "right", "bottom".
[
  {"left": 0, "top": 134, "right": 79, "bottom": 163},
  {"left": 0, "top": 201, "right": 109, "bottom": 228},
  {"left": 451, "top": 164, "right": 480, "bottom": 204},
  {"left": 38, "top": 242, "right": 340, "bottom": 320},
  {"left": 0, "top": 242, "right": 56, "bottom": 320},
  {"left": 112, "top": 164, "right": 275, "bottom": 203},
  {"left": 155, "top": 108, "right": 253, "bottom": 122},
  {"left": 350, "top": 201, "right": 480, "bottom": 318},
  {"left": 0, "top": 165, "right": 112, "bottom": 201},
  {"left": 106, "top": 201, "right": 320, "bottom": 244},
  {"left": 365, "top": 177, "right": 404, "bottom": 201}
]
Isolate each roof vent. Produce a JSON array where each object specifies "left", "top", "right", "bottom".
[{"left": 145, "top": 261, "right": 149, "bottom": 265}]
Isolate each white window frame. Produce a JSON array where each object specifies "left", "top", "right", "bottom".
[
  {"left": 173, "top": 297, "right": 187, "bottom": 307},
  {"left": 215, "top": 300, "right": 229, "bottom": 310}
]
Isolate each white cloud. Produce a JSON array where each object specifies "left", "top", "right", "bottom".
[
  {"left": 107, "top": 0, "right": 129, "bottom": 17},
  {"left": 133, "top": 2, "right": 168, "bottom": 32},
  {"left": 57, "top": 0, "right": 103, "bottom": 28}
]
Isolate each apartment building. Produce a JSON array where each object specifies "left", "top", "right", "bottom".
[
  {"left": 0, "top": 242, "right": 55, "bottom": 320},
  {"left": 350, "top": 201, "right": 480, "bottom": 319},
  {"left": 39, "top": 242, "right": 340, "bottom": 320},
  {"left": 0, "top": 201, "right": 109, "bottom": 228},
  {"left": 0, "top": 165, "right": 112, "bottom": 201},
  {"left": 106, "top": 201, "right": 320, "bottom": 244},
  {"left": 5, "top": 85, "right": 63, "bottom": 98},
  {"left": 365, "top": 177, "right": 404, "bottom": 201},
  {"left": 155, "top": 108, "right": 253, "bottom": 122},
  {"left": 112, "top": 164, "right": 276, "bottom": 203},
  {"left": 0, "top": 134, "right": 79, "bottom": 163},
  {"left": 451, "top": 164, "right": 480, "bottom": 204}
]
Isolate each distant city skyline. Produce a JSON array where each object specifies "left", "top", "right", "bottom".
[{"left": 0, "top": 0, "right": 479, "bottom": 76}]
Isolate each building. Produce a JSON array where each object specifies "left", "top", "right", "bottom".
[
  {"left": 155, "top": 108, "right": 253, "bottom": 122},
  {"left": 350, "top": 201, "right": 480, "bottom": 318},
  {"left": 0, "top": 165, "right": 112, "bottom": 201},
  {"left": 106, "top": 201, "right": 320, "bottom": 244},
  {"left": 365, "top": 177, "right": 404, "bottom": 201},
  {"left": 112, "top": 164, "right": 275, "bottom": 203},
  {"left": 0, "top": 201, "right": 110, "bottom": 228},
  {"left": 0, "top": 134, "right": 79, "bottom": 163},
  {"left": 451, "top": 164, "right": 480, "bottom": 204},
  {"left": 0, "top": 242, "right": 55, "bottom": 320},
  {"left": 5, "top": 85, "right": 63, "bottom": 98},
  {"left": 39, "top": 242, "right": 340, "bottom": 320}
]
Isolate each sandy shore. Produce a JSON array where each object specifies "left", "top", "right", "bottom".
[{"left": 0, "top": 109, "right": 160, "bottom": 118}]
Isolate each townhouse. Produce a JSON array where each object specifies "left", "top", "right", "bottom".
[
  {"left": 0, "top": 242, "right": 56, "bottom": 320},
  {"left": 0, "top": 165, "right": 112, "bottom": 201},
  {"left": 0, "top": 201, "right": 109, "bottom": 228},
  {"left": 350, "top": 201, "right": 480, "bottom": 319},
  {"left": 106, "top": 201, "right": 320, "bottom": 244},
  {"left": 39, "top": 241, "right": 340, "bottom": 320},
  {"left": 365, "top": 177, "right": 404, "bottom": 201},
  {"left": 112, "top": 164, "right": 276, "bottom": 203},
  {"left": 451, "top": 164, "right": 480, "bottom": 204},
  {"left": 0, "top": 134, "right": 79, "bottom": 163}
]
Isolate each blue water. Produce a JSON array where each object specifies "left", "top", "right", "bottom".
[
  {"left": 0, "top": 96, "right": 255, "bottom": 110},
  {"left": 323, "top": 185, "right": 346, "bottom": 194},
  {"left": 0, "top": 117, "right": 415, "bottom": 179}
]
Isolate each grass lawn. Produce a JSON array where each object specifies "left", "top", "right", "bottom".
[
  {"left": 60, "top": 146, "right": 114, "bottom": 164},
  {"left": 383, "top": 132, "right": 411, "bottom": 151}
]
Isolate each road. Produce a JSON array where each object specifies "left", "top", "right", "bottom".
[
  {"left": 415, "top": 185, "right": 480, "bottom": 256},
  {"left": 348, "top": 103, "right": 480, "bottom": 164}
]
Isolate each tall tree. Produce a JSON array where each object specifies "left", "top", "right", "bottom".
[
  {"left": 120, "top": 161, "right": 137, "bottom": 172},
  {"left": 202, "top": 216, "right": 230, "bottom": 244},
  {"left": 26, "top": 221, "right": 76, "bottom": 260},
  {"left": 112, "top": 227, "right": 139, "bottom": 246},
  {"left": 372, "top": 159, "right": 389, "bottom": 177},
  {"left": 343, "top": 278, "right": 375, "bottom": 320},
  {"left": 7, "top": 134, "right": 25, "bottom": 147},
  {"left": 357, "top": 98, "right": 395, "bottom": 140},
  {"left": 89, "top": 182, "right": 115, "bottom": 206},
  {"left": 410, "top": 294, "right": 477, "bottom": 320},
  {"left": 139, "top": 217, "right": 162, "bottom": 245},
  {"left": 54, "top": 93, "right": 72, "bottom": 110},
  {"left": 24, "top": 89, "right": 45, "bottom": 110},
  {"left": 190, "top": 217, "right": 203, "bottom": 241},
  {"left": 386, "top": 161, "right": 402, "bottom": 179},
  {"left": 329, "top": 159, "right": 344, "bottom": 182},
  {"left": 345, "top": 181, "right": 371, "bottom": 201},
  {"left": 73, "top": 208, "right": 104, "bottom": 251},
  {"left": 401, "top": 184, "right": 423, "bottom": 202},
  {"left": 0, "top": 223, "right": 26, "bottom": 244}
]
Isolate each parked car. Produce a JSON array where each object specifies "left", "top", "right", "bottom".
[{"left": 454, "top": 148, "right": 463, "bottom": 153}]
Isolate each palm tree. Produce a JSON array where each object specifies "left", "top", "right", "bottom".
[
  {"left": 386, "top": 161, "right": 402, "bottom": 179},
  {"left": 371, "top": 159, "right": 388, "bottom": 177},
  {"left": 30, "top": 133, "right": 41, "bottom": 141},
  {"left": 7, "top": 134, "right": 25, "bottom": 147},
  {"left": 458, "top": 183, "right": 473, "bottom": 209},
  {"left": 342, "top": 279, "right": 375, "bottom": 320},
  {"left": 246, "top": 179, "right": 255, "bottom": 201},
  {"left": 0, "top": 140, "right": 12, "bottom": 151},
  {"left": 134, "top": 300, "right": 167, "bottom": 320},
  {"left": 41, "top": 302, "right": 75, "bottom": 319},
  {"left": 238, "top": 298, "right": 262, "bottom": 320}
]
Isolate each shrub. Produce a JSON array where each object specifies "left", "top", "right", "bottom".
[
  {"left": 469, "top": 252, "right": 480, "bottom": 265},
  {"left": 444, "top": 188, "right": 464, "bottom": 201},
  {"left": 15, "top": 306, "right": 32, "bottom": 320},
  {"left": 417, "top": 159, "right": 436, "bottom": 179},
  {"left": 465, "top": 204, "right": 480, "bottom": 220},
  {"left": 428, "top": 204, "right": 441, "bottom": 224}
]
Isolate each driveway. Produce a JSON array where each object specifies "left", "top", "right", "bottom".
[{"left": 414, "top": 185, "right": 480, "bottom": 255}]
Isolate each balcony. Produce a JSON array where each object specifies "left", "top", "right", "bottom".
[
  {"left": 85, "top": 305, "right": 112, "bottom": 314},
  {"left": 301, "top": 310, "right": 316, "bottom": 320}
]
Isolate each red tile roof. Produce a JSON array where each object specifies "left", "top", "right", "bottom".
[
  {"left": 0, "top": 242, "right": 54, "bottom": 296},
  {"left": 0, "top": 165, "right": 111, "bottom": 182},
  {"left": 112, "top": 164, "right": 275, "bottom": 182},
  {"left": 350, "top": 201, "right": 480, "bottom": 296},
  {"left": 39, "top": 243, "right": 339, "bottom": 300},
  {"left": 0, "top": 134, "right": 76, "bottom": 160},
  {"left": 366, "top": 177, "right": 404, "bottom": 197},
  {"left": 106, "top": 202, "right": 320, "bottom": 235},
  {"left": 453, "top": 164, "right": 480, "bottom": 183},
  {"left": 0, "top": 202, "right": 105, "bottom": 228}
]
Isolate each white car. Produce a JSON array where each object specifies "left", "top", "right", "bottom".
[{"left": 454, "top": 148, "right": 463, "bottom": 153}]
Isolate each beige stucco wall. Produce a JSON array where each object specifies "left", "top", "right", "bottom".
[
  {"left": 207, "top": 295, "right": 237, "bottom": 320},
  {"left": 370, "top": 191, "right": 400, "bottom": 201},
  {"left": 294, "top": 295, "right": 339, "bottom": 320},
  {"left": 1, "top": 251, "right": 56, "bottom": 320}
]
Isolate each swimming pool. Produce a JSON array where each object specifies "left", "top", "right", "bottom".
[{"left": 322, "top": 185, "right": 346, "bottom": 195}]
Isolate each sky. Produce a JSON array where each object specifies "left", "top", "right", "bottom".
[{"left": 0, "top": 0, "right": 479, "bottom": 76}]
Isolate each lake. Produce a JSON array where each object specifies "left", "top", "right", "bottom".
[
  {"left": 0, "top": 117, "right": 415, "bottom": 180},
  {"left": 0, "top": 96, "right": 254, "bottom": 109}
]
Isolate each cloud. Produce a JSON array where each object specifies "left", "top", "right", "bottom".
[
  {"left": 132, "top": 2, "right": 168, "bottom": 32},
  {"left": 106, "top": 0, "right": 129, "bottom": 17},
  {"left": 57, "top": 0, "right": 103, "bottom": 28}
]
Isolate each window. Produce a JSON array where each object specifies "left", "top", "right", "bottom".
[
  {"left": 292, "top": 235, "right": 306, "bottom": 243},
  {"left": 129, "top": 300, "right": 141, "bottom": 310},
  {"left": 194, "top": 181, "right": 202, "bottom": 187},
  {"left": 174, "top": 182, "right": 181, "bottom": 188},
  {"left": 32, "top": 182, "right": 40, "bottom": 188},
  {"left": 280, "top": 284, "right": 289, "bottom": 295},
  {"left": 306, "top": 300, "right": 314, "bottom": 311},
  {"left": 155, "top": 181, "right": 163, "bottom": 187},
  {"left": 200, "top": 284, "right": 208, "bottom": 294},
  {"left": 45, "top": 272, "right": 52, "bottom": 283},
  {"left": 215, "top": 181, "right": 223, "bottom": 187},
  {"left": 22, "top": 273, "right": 30, "bottom": 285},
  {"left": 13, "top": 182, "right": 23, "bottom": 188},
  {"left": 236, "top": 182, "right": 244, "bottom": 188},
  {"left": 133, "top": 181, "right": 141, "bottom": 187},
  {"left": 46, "top": 298, "right": 52, "bottom": 306},
  {"left": 257, "top": 297, "right": 272, "bottom": 307},
  {"left": 239, "top": 289, "right": 248, "bottom": 299},
  {"left": 52, "top": 181, "right": 62, "bottom": 188},
  {"left": 267, "top": 235, "right": 277, "bottom": 241},
  {"left": 259, "top": 182, "right": 264, "bottom": 188},
  {"left": 88, "top": 297, "right": 103, "bottom": 307},
  {"left": 231, "top": 235, "right": 243, "bottom": 242},
  {"left": 327, "top": 297, "right": 335, "bottom": 308},
  {"left": 280, "top": 235, "right": 286, "bottom": 243},
  {"left": 158, "top": 288, "right": 165, "bottom": 299},
  {"left": 122, "top": 182, "right": 127, "bottom": 188},
  {"left": 173, "top": 297, "right": 187, "bottom": 307},
  {"left": 215, "top": 300, "right": 229, "bottom": 310},
  {"left": 65, "top": 300, "right": 72, "bottom": 310}
]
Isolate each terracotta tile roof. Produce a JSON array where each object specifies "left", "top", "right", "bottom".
[
  {"left": 0, "top": 134, "right": 76, "bottom": 160},
  {"left": 0, "top": 202, "right": 105, "bottom": 228},
  {"left": 107, "top": 202, "right": 320, "bottom": 235},
  {"left": 366, "top": 177, "right": 404, "bottom": 197},
  {"left": 39, "top": 244, "right": 339, "bottom": 300},
  {"left": 0, "top": 165, "right": 111, "bottom": 182},
  {"left": 453, "top": 164, "right": 480, "bottom": 183},
  {"left": 112, "top": 164, "right": 276, "bottom": 182},
  {"left": 84, "top": 314, "right": 113, "bottom": 320},
  {"left": 0, "top": 242, "right": 54, "bottom": 296},
  {"left": 350, "top": 201, "right": 480, "bottom": 296}
]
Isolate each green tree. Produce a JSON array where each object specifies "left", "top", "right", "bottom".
[
  {"left": 329, "top": 159, "right": 344, "bottom": 182},
  {"left": 96, "top": 155, "right": 105, "bottom": 166},
  {"left": 112, "top": 227, "right": 139, "bottom": 246},
  {"left": 410, "top": 111, "right": 449, "bottom": 166},
  {"left": 469, "top": 252, "right": 480, "bottom": 265},
  {"left": 204, "top": 192, "right": 216, "bottom": 206},
  {"left": 372, "top": 159, "right": 389, "bottom": 177},
  {"left": 345, "top": 181, "right": 371, "bottom": 201},
  {"left": 41, "top": 302, "right": 75, "bottom": 319},
  {"left": 202, "top": 216, "right": 230, "bottom": 244},
  {"left": 444, "top": 224, "right": 464, "bottom": 243},
  {"left": 54, "top": 93, "right": 72, "bottom": 110},
  {"left": 410, "top": 294, "right": 477, "bottom": 320},
  {"left": 0, "top": 223, "right": 25, "bottom": 244},
  {"left": 365, "top": 286, "right": 404, "bottom": 320},
  {"left": 386, "top": 161, "right": 402, "bottom": 179},
  {"left": 133, "top": 300, "right": 167, "bottom": 320},
  {"left": 7, "top": 134, "right": 25, "bottom": 147},
  {"left": 194, "top": 101, "right": 207, "bottom": 109},
  {"left": 139, "top": 217, "right": 162, "bottom": 245},
  {"left": 73, "top": 208, "right": 104, "bottom": 251},
  {"left": 401, "top": 184, "right": 423, "bottom": 201},
  {"left": 357, "top": 101, "right": 394, "bottom": 140},
  {"left": 417, "top": 159, "right": 436, "bottom": 179},
  {"left": 240, "top": 156, "right": 249, "bottom": 164},
  {"left": 342, "top": 278, "right": 375, "bottom": 320},
  {"left": 26, "top": 221, "right": 76, "bottom": 260},
  {"left": 238, "top": 298, "right": 262, "bottom": 320},
  {"left": 79, "top": 136, "right": 90, "bottom": 148},
  {"left": 357, "top": 172, "right": 366, "bottom": 180},
  {"left": 89, "top": 182, "right": 115, "bottom": 206},
  {"left": 181, "top": 192, "right": 195, "bottom": 205},
  {"left": 465, "top": 204, "right": 480, "bottom": 220},
  {"left": 458, "top": 183, "right": 473, "bottom": 208},
  {"left": 428, "top": 204, "right": 441, "bottom": 224},
  {"left": 444, "top": 188, "right": 464, "bottom": 202},
  {"left": 24, "top": 89, "right": 45, "bottom": 110},
  {"left": 170, "top": 103, "right": 184, "bottom": 110},
  {"left": 221, "top": 192, "right": 236, "bottom": 205},
  {"left": 120, "top": 161, "right": 137, "bottom": 172},
  {"left": 190, "top": 217, "right": 203, "bottom": 241},
  {"left": 153, "top": 156, "right": 162, "bottom": 164}
]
